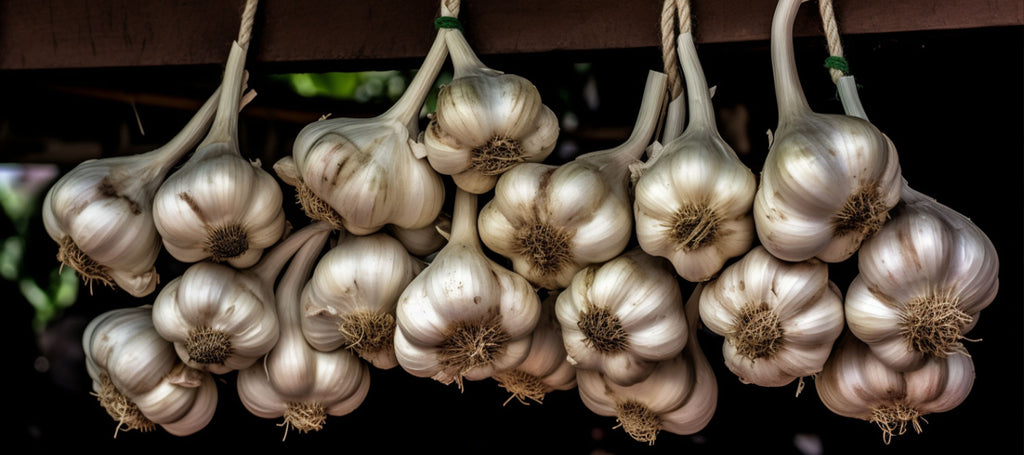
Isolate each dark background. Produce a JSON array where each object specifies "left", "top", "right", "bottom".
[{"left": 4, "top": 24, "right": 1021, "bottom": 455}]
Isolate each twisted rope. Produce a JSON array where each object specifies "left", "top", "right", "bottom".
[
  {"left": 661, "top": 0, "right": 683, "bottom": 101},
  {"left": 237, "top": 0, "right": 259, "bottom": 51},
  {"left": 818, "top": 0, "right": 847, "bottom": 83}
]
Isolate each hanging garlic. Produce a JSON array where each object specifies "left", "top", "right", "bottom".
[
  {"left": 83, "top": 305, "right": 218, "bottom": 436},
  {"left": 753, "top": 0, "right": 902, "bottom": 263},
  {"left": 698, "top": 245, "right": 844, "bottom": 387},
  {"left": 577, "top": 285, "right": 717, "bottom": 444},
  {"left": 153, "top": 0, "right": 287, "bottom": 268},
  {"left": 478, "top": 70, "right": 666, "bottom": 290},
  {"left": 555, "top": 248, "right": 688, "bottom": 387},
  {"left": 632, "top": 27, "right": 757, "bottom": 283},
  {"left": 281, "top": 5, "right": 455, "bottom": 236},
  {"left": 41, "top": 87, "right": 221, "bottom": 297},
  {"left": 491, "top": 291, "right": 577, "bottom": 405},
  {"left": 422, "top": 10, "right": 560, "bottom": 194},
  {"left": 844, "top": 182, "right": 999, "bottom": 372},
  {"left": 394, "top": 188, "right": 541, "bottom": 389},
  {"left": 237, "top": 227, "right": 371, "bottom": 436},
  {"left": 300, "top": 231, "right": 425, "bottom": 370},
  {"left": 152, "top": 221, "right": 333, "bottom": 374},
  {"left": 816, "top": 332, "right": 975, "bottom": 444},
  {"left": 386, "top": 212, "right": 451, "bottom": 258}
]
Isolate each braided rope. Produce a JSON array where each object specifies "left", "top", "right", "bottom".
[{"left": 661, "top": 0, "right": 683, "bottom": 101}]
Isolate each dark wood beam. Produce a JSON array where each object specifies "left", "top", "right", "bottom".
[{"left": 2, "top": 0, "right": 1022, "bottom": 71}]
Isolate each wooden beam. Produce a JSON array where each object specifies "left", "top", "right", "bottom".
[{"left": 2, "top": 0, "right": 1022, "bottom": 71}]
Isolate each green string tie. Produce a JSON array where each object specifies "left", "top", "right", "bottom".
[
  {"left": 824, "top": 55, "right": 850, "bottom": 75},
  {"left": 435, "top": 16, "right": 463, "bottom": 31}
]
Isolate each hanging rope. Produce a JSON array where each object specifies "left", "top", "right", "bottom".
[
  {"left": 676, "top": 0, "right": 691, "bottom": 35},
  {"left": 237, "top": 0, "right": 259, "bottom": 51},
  {"left": 660, "top": 0, "right": 684, "bottom": 102},
  {"left": 818, "top": 0, "right": 848, "bottom": 84}
]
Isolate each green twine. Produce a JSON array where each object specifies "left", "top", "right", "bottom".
[
  {"left": 824, "top": 55, "right": 850, "bottom": 75},
  {"left": 434, "top": 16, "right": 463, "bottom": 31}
]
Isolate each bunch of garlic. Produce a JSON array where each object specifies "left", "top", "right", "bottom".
[
  {"left": 753, "top": 0, "right": 902, "bottom": 263},
  {"left": 816, "top": 332, "right": 975, "bottom": 444},
  {"left": 844, "top": 182, "right": 999, "bottom": 372},
  {"left": 698, "top": 245, "right": 845, "bottom": 387},
  {"left": 42, "top": 87, "right": 220, "bottom": 297},
  {"left": 300, "top": 231, "right": 425, "bottom": 370},
  {"left": 422, "top": 11, "right": 560, "bottom": 194},
  {"left": 478, "top": 70, "right": 666, "bottom": 290},
  {"left": 555, "top": 248, "right": 688, "bottom": 386},
  {"left": 279, "top": 5, "right": 454, "bottom": 236},
  {"left": 83, "top": 305, "right": 218, "bottom": 436},
  {"left": 491, "top": 292, "right": 577, "bottom": 405},
  {"left": 632, "top": 30, "right": 757, "bottom": 283},
  {"left": 394, "top": 188, "right": 541, "bottom": 389},
  {"left": 236, "top": 227, "right": 371, "bottom": 436},
  {"left": 577, "top": 285, "right": 717, "bottom": 444},
  {"left": 152, "top": 221, "right": 333, "bottom": 374},
  {"left": 153, "top": 5, "right": 287, "bottom": 269}
]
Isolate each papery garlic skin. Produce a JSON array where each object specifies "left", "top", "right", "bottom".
[
  {"left": 699, "top": 246, "right": 845, "bottom": 387},
  {"left": 816, "top": 333, "right": 975, "bottom": 444},
  {"left": 556, "top": 248, "right": 688, "bottom": 387},
  {"left": 394, "top": 189, "right": 541, "bottom": 388},
  {"left": 479, "top": 71, "right": 666, "bottom": 290},
  {"left": 492, "top": 292, "right": 577, "bottom": 404},
  {"left": 844, "top": 184, "right": 999, "bottom": 372},
  {"left": 754, "top": 0, "right": 902, "bottom": 263},
  {"left": 42, "top": 88, "right": 220, "bottom": 297},
  {"left": 423, "top": 26, "right": 559, "bottom": 194},
  {"left": 633, "top": 33, "right": 756, "bottom": 283},
  {"left": 154, "top": 41, "right": 286, "bottom": 268},
  {"left": 237, "top": 228, "right": 371, "bottom": 435},
  {"left": 83, "top": 305, "right": 218, "bottom": 436},
  {"left": 301, "top": 232, "right": 425, "bottom": 370}
]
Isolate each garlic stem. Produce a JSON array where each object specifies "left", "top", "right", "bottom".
[
  {"left": 676, "top": 32, "right": 716, "bottom": 132},
  {"left": 578, "top": 70, "right": 667, "bottom": 173},
  {"left": 449, "top": 188, "right": 481, "bottom": 249},
  {"left": 275, "top": 229, "right": 330, "bottom": 337},
  {"left": 381, "top": 19, "right": 453, "bottom": 132},
  {"left": 250, "top": 221, "right": 332, "bottom": 283},
  {"left": 445, "top": 27, "right": 493, "bottom": 78},
  {"left": 771, "top": 0, "right": 814, "bottom": 121},
  {"left": 837, "top": 75, "right": 869, "bottom": 120},
  {"left": 199, "top": 0, "right": 258, "bottom": 149},
  {"left": 146, "top": 86, "right": 224, "bottom": 179}
]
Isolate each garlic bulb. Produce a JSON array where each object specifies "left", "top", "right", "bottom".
[
  {"left": 632, "top": 31, "right": 757, "bottom": 283},
  {"left": 83, "top": 305, "right": 218, "bottom": 436},
  {"left": 237, "top": 227, "right": 371, "bottom": 436},
  {"left": 386, "top": 212, "right": 451, "bottom": 258},
  {"left": 152, "top": 221, "right": 333, "bottom": 374},
  {"left": 844, "top": 182, "right": 999, "bottom": 372},
  {"left": 42, "top": 87, "right": 220, "bottom": 297},
  {"left": 577, "top": 285, "right": 717, "bottom": 444},
  {"left": 283, "top": 7, "right": 453, "bottom": 236},
  {"left": 753, "top": 0, "right": 902, "bottom": 263},
  {"left": 816, "top": 332, "right": 975, "bottom": 444},
  {"left": 699, "top": 245, "right": 844, "bottom": 387},
  {"left": 300, "top": 231, "right": 425, "bottom": 369},
  {"left": 491, "top": 291, "right": 577, "bottom": 405},
  {"left": 394, "top": 188, "right": 541, "bottom": 388},
  {"left": 478, "top": 70, "right": 667, "bottom": 290},
  {"left": 555, "top": 248, "right": 688, "bottom": 386},
  {"left": 422, "top": 14, "right": 560, "bottom": 194},
  {"left": 154, "top": 3, "right": 287, "bottom": 269}
]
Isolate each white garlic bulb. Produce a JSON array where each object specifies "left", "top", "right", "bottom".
[
  {"left": 41, "top": 88, "right": 220, "bottom": 297},
  {"left": 577, "top": 286, "right": 717, "bottom": 444},
  {"left": 83, "top": 305, "right": 218, "bottom": 436},
  {"left": 816, "top": 332, "right": 975, "bottom": 444},
  {"left": 237, "top": 227, "right": 371, "bottom": 436},
  {"left": 394, "top": 188, "right": 541, "bottom": 389},
  {"left": 699, "top": 245, "right": 845, "bottom": 387},
  {"left": 632, "top": 31, "right": 757, "bottom": 283},
  {"left": 555, "top": 248, "right": 688, "bottom": 386},
  {"left": 478, "top": 70, "right": 666, "bottom": 290},
  {"left": 154, "top": 38, "right": 286, "bottom": 268},
  {"left": 753, "top": 0, "right": 902, "bottom": 263},
  {"left": 152, "top": 221, "right": 333, "bottom": 374},
  {"left": 844, "top": 182, "right": 999, "bottom": 372},
  {"left": 491, "top": 291, "right": 577, "bottom": 405},
  {"left": 283, "top": 9, "right": 453, "bottom": 236},
  {"left": 300, "top": 231, "right": 425, "bottom": 370},
  {"left": 422, "top": 15, "right": 560, "bottom": 194}
]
